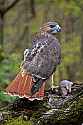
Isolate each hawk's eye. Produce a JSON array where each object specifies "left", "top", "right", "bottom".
[{"left": 50, "top": 25, "right": 55, "bottom": 28}]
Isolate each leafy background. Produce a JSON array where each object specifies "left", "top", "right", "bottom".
[{"left": 0, "top": 0, "right": 83, "bottom": 124}]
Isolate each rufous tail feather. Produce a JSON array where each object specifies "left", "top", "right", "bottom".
[{"left": 6, "top": 72, "right": 45, "bottom": 100}]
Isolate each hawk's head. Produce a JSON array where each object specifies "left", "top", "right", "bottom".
[{"left": 40, "top": 21, "right": 61, "bottom": 34}]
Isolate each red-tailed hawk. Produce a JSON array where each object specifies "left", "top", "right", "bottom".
[{"left": 6, "top": 22, "right": 61, "bottom": 101}]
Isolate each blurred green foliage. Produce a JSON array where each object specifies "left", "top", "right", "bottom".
[
  {"left": 0, "top": 47, "right": 5, "bottom": 62},
  {"left": 0, "top": 53, "right": 21, "bottom": 103},
  {"left": 57, "top": 0, "right": 81, "bottom": 16},
  {"left": 4, "top": 117, "right": 32, "bottom": 125},
  {"left": 0, "top": 91, "right": 16, "bottom": 103},
  {"left": 0, "top": 53, "right": 21, "bottom": 89}
]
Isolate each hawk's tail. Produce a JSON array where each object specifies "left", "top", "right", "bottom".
[{"left": 6, "top": 72, "right": 45, "bottom": 101}]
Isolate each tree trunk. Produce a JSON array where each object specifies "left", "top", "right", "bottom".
[
  {"left": 30, "top": 0, "right": 36, "bottom": 18},
  {"left": 0, "top": 13, "right": 4, "bottom": 48},
  {"left": 64, "top": 15, "right": 73, "bottom": 42},
  {"left": 0, "top": 0, "right": 20, "bottom": 48},
  {"left": 80, "top": 15, "right": 83, "bottom": 63},
  {"left": 0, "top": 84, "right": 83, "bottom": 125}
]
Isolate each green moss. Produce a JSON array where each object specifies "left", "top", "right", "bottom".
[{"left": 4, "top": 117, "right": 32, "bottom": 125}]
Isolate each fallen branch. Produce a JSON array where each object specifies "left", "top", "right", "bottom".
[{"left": 0, "top": 84, "right": 83, "bottom": 125}]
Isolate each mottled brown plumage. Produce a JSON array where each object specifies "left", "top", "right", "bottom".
[{"left": 6, "top": 22, "right": 61, "bottom": 100}]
